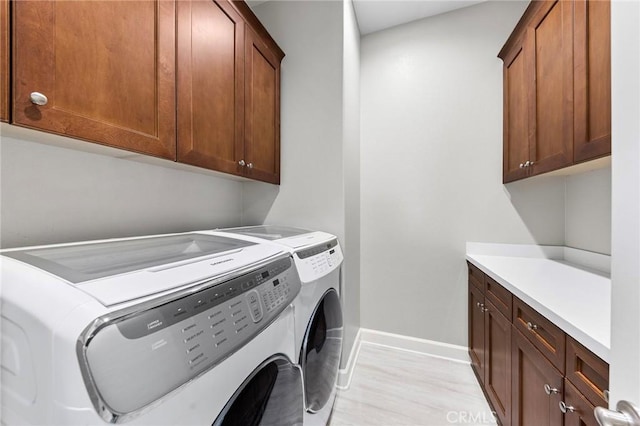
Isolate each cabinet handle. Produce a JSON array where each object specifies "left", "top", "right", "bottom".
[
  {"left": 544, "top": 384, "right": 559, "bottom": 395},
  {"left": 524, "top": 160, "right": 531, "bottom": 167},
  {"left": 560, "top": 401, "right": 575, "bottom": 414},
  {"left": 526, "top": 321, "right": 538, "bottom": 331},
  {"left": 238, "top": 159, "right": 246, "bottom": 167},
  {"left": 30, "top": 92, "right": 48, "bottom": 106},
  {"left": 247, "top": 162, "right": 254, "bottom": 169}
]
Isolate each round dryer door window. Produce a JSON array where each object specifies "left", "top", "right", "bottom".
[
  {"left": 301, "top": 289, "right": 343, "bottom": 413},
  {"left": 212, "top": 355, "right": 303, "bottom": 426}
]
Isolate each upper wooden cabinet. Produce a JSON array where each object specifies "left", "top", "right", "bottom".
[
  {"left": 573, "top": 0, "right": 611, "bottom": 162},
  {"left": 499, "top": 0, "right": 611, "bottom": 183},
  {"left": 13, "top": 0, "right": 177, "bottom": 159},
  {"left": 1, "top": 0, "right": 9, "bottom": 122},
  {"left": 176, "top": 0, "right": 283, "bottom": 184},
  {"left": 176, "top": 0, "right": 245, "bottom": 176},
  {"left": 10, "top": 0, "right": 284, "bottom": 184}
]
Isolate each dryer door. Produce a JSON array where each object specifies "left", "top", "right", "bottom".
[
  {"left": 212, "top": 355, "right": 303, "bottom": 426},
  {"left": 301, "top": 289, "right": 343, "bottom": 413}
]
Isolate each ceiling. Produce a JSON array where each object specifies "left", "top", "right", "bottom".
[
  {"left": 248, "top": 0, "right": 488, "bottom": 36},
  {"left": 352, "top": 0, "right": 486, "bottom": 35}
]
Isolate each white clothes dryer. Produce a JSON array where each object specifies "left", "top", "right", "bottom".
[
  {"left": 213, "top": 226, "right": 344, "bottom": 426},
  {"left": 1, "top": 232, "right": 304, "bottom": 425}
]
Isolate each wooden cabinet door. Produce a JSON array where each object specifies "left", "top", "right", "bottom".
[
  {"left": 13, "top": 0, "right": 176, "bottom": 159},
  {"left": 176, "top": 0, "right": 245, "bottom": 176},
  {"left": 484, "top": 301, "right": 512, "bottom": 426},
  {"left": 562, "top": 379, "right": 599, "bottom": 426},
  {"left": 573, "top": 0, "right": 611, "bottom": 163},
  {"left": 527, "top": 0, "right": 574, "bottom": 177},
  {"left": 244, "top": 26, "right": 281, "bottom": 184},
  {"left": 502, "top": 35, "right": 530, "bottom": 183},
  {"left": 469, "top": 283, "right": 486, "bottom": 383},
  {"left": 512, "top": 327, "right": 564, "bottom": 426},
  {"left": 0, "top": 0, "right": 8, "bottom": 122}
]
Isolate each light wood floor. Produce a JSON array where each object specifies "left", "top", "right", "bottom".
[{"left": 329, "top": 343, "right": 497, "bottom": 426}]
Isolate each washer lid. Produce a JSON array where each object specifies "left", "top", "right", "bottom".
[
  {"left": 3, "top": 233, "right": 283, "bottom": 306},
  {"left": 222, "top": 225, "right": 335, "bottom": 249}
]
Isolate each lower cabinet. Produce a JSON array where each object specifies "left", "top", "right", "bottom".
[
  {"left": 485, "top": 300, "right": 512, "bottom": 425},
  {"left": 467, "top": 261, "right": 609, "bottom": 426},
  {"left": 511, "top": 327, "right": 563, "bottom": 426},
  {"left": 562, "top": 379, "right": 599, "bottom": 426}
]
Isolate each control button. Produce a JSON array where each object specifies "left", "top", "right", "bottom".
[{"left": 173, "top": 307, "right": 188, "bottom": 318}]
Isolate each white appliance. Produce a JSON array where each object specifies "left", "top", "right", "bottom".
[
  {"left": 212, "top": 226, "right": 344, "bottom": 426},
  {"left": 1, "top": 232, "right": 304, "bottom": 425}
]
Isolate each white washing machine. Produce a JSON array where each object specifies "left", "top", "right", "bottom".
[
  {"left": 0, "top": 232, "right": 304, "bottom": 425},
  {"left": 213, "top": 226, "right": 344, "bottom": 426}
]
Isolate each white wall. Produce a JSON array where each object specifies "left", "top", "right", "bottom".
[
  {"left": 360, "top": 1, "right": 569, "bottom": 346},
  {"left": 342, "top": 0, "right": 361, "bottom": 368},
  {"left": 0, "top": 126, "right": 243, "bottom": 248},
  {"left": 565, "top": 166, "right": 612, "bottom": 255}
]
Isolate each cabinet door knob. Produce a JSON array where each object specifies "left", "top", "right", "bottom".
[
  {"left": 529, "top": 161, "right": 535, "bottom": 166},
  {"left": 30, "top": 92, "right": 48, "bottom": 106},
  {"left": 519, "top": 163, "right": 525, "bottom": 168},
  {"left": 247, "top": 162, "right": 253, "bottom": 169},
  {"left": 238, "top": 159, "right": 246, "bottom": 167},
  {"left": 481, "top": 307, "right": 489, "bottom": 313},
  {"left": 560, "top": 401, "right": 575, "bottom": 414},
  {"left": 526, "top": 321, "right": 538, "bottom": 331},
  {"left": 544, "top": 384, "right": 559, "bottom": 395}
]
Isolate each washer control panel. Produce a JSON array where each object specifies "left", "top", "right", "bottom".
[
  {"left": 80, "top": 255, "right": 300, "bottom": 419},
  {"left": 295, "top": 239, "right": 343, "bottom": 283}
]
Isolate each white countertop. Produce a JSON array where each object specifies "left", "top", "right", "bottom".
[{"left": 466, "top": 243, "right": 611, "bottom": 362}]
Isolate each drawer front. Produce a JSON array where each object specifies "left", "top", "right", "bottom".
[
  {"left": 485, "top": 276, "right": 512, "bottom": 319},
  {"left": 467, "top": 261, "right": 485, "bottom": 292},
  {"left": 513, "top": 297, "right": 566, "bottom": 374},
  {"left": 566, "top": 336, "right": 609, "bottom": 408}
]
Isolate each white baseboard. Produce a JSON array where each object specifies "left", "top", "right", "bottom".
[{"left": 336, "top": 328, "right": 470, "bottom": 390}]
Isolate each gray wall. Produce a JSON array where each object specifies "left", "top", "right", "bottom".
[
  {"left": 359, "top": 1, "right": 569, "bottom": 346},
  {"left": 342, "top": 0, "right": 362, "bottom": 367},
  {"left": 246, "top": 0, "right": 360, "bottom": 366},
  {"left": 0, "top": 126, "right": 243, "bottom": 248},
  {"left": 565, "top": 167, "right": 612, "bottom": 254}
]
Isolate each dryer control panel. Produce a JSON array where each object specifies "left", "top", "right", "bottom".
[
  {"left": 78, "top": 255, "right": 300, "bottom": 423},
  {"left": 295, "top": 239, "right": 343, "bottom": 283}
]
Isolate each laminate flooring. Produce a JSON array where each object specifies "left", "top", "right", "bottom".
[{"left": 328, "top": 343, "right": 497, "bottom": 426}]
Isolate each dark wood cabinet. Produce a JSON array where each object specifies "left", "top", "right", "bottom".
[
  {"left": 0, "top": 0, "right": 8, "bottom": 122},
  {"left": 13, "top": 0, "right": 177, "bottom": 159},
  {"left": 176, "top": 0, "right": 283, "bottom": 184},
  {"left": 485, "top": 300, "right": 512, "bottom": 425},
  {"left": 562, "top": 379, "right": 599, "bottom": 426},
  {"left": 499, "top": 0, "right": 611, "bottom": 183},
  {"left": 573, "top": 0, "right": 611, "bottom": 163},
  {"left": 512, "top": 327, "right": 564, "bottom": 426},
  {"left": 243, "top": 25, "right": 282, "bottom": 184},
  {"left": 526, "top": 0, "right": 574, "bottom": 177},
  {"left": 467, "top": 261, "right": 609, "bottom": 425},
  {"left": 469, "top": 279, "right": 486, "bottom": 383},
  {"left": 176, "top": 0, "right": 245, "bottom": 176},
  {"left": 10, "top": 0, "right": 283, "bottom": 184},
  {"left": 467, "top": 263, "right": 511, "bottom": 424}
]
